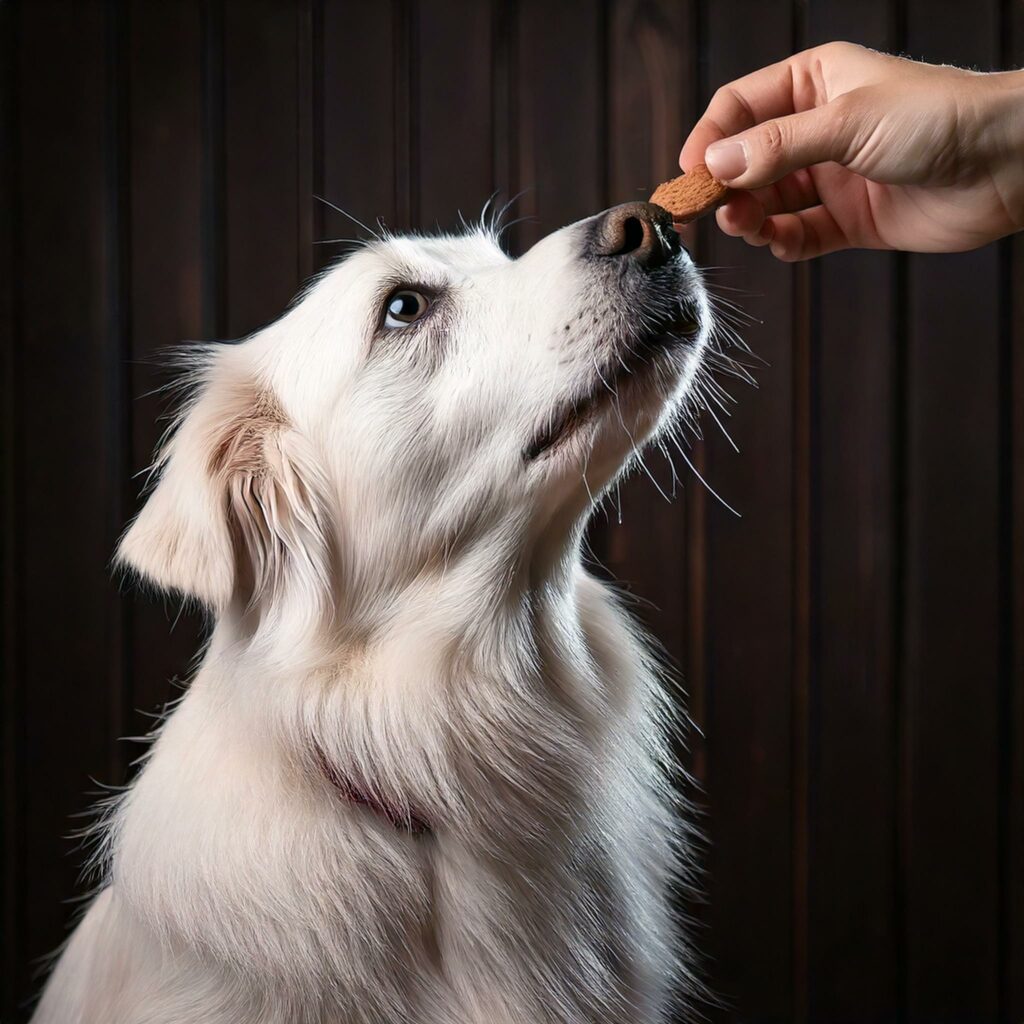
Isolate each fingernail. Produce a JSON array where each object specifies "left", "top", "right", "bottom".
[{"left": 705, "top": 139, "right": 747, "bottom": 181}]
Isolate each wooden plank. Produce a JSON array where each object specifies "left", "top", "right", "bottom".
[
  {"left": 809, "top": 245, "right": 901, "bottom": 1014},
  {"left": 319, "top": 0, "right": 399, "bottom": 252},
  {"left": 0, "top": 1, "right": 19, "bottom": 1017},
  {"left": 699, "top": 2, "right": 796, "bottom": 1018},
  {"left": 903, "top": 4, "right": 1003, "bottom": 1017},
  {"left": 416, "top": 0, "right": 495, "bottom": 233},
  {"left": 491, "top": 0, "right": 518, "bottom": 226},
  {"left": 602, "top": 0, "right": 697, "bottom": 692},
  {"left": 126, "top": 0, "right": 206, "bottom": 733},
  {"left": 1008, "top": 208, "right": 1024, "bottom": 1024},
  {"left": 803, "top": 5, "right": 901, "bottom": 1020},
  {"left": 514, "top": 0, "right": 607, "bottom": 606},
  {"left": 297, "top": 0, "right": 317, "bottom": 283},
  {"left": 13, "top": 0, "right": 124, "bottom": 1008},
  {"left": 1005, "top": 3, "right": 1024, "bottom": 1018},
  {"left": 515, "top": 0, "right": 605, "bottom": 252},
  {"left": 600, "top": 6, "right": 705, "bottom": 1016},
  {"left": 904, "top": 258, "right": 1002, "bottom": 1015},
  {"left": 223, "top": 0, "right": 304, "bottom": 337}
]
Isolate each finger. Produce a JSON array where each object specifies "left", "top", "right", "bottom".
[
  {"left": 763, "top": 206, "right": 851, "bottom": 261},
  {"left": 764, "top": 167, "right": 820, "bottom": 216},
  {"left": 715, "top": 169, "right": 821, "bottom": 238},
  {"left": 680, "top": 42, "right": 880, "bottom": 173},
  {"left": 679, "top": 56, "right": 810, "bottom": 172},
  {"left": 715, "top": 191, "right": 767, "bottom": 238},
  {"left": 679, "top": 117, "right": 729, "bottom": 176},
  {"left": 715, "top": 203, "right": 775, "bottom": 247},
  {"left": 704, "top": 97, "right": 864, "bottom": 190}
]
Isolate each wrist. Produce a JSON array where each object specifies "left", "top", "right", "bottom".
[
  {"left": 972, "top": 69, "right": 1024, "bottom": 229},
  {"left": 985, "top": 68, "right": 1024, "bottom": 143}
]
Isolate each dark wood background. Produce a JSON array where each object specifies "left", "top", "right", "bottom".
[{"left": 3, "top": 1, "right": 1023, "bottom": 1020}]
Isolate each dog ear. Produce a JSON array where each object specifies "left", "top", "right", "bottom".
[{"left": 117, "top": 359, "right": 331, "bottom": 612}]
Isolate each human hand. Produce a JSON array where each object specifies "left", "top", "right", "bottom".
[{"left": 680, "top": 42, "right": 1024, "bottom": 260}]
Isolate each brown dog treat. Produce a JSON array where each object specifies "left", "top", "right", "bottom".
[{"left": 650, "top": 164, "right": 729, "bottom": 224}]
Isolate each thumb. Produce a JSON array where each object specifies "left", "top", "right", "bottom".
[{"left": 704, "top": 97, "right": 862, "bottom": 189}]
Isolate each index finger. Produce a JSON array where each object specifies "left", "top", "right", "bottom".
[{"left": 679, "top": 54, "right": 810, "bottom": 171}]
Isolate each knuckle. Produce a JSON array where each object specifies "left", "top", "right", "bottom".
[
  {"left": 759, "top": 120, "right": 786, "bottom": 163},
  {"left": 819, "top": 40, "right": 861, "bottom": 60},
  {"left": 709, "top": 84, "right": 731, "bottom": 118},
  {"left": 826, "top": 91, "right": 864, "bottom": 157},
  {"left": 716, "top": 208, "right": 744, "bottom": 238},
  {"left": 712, "top": 84, "right": 757, "bottom": 129},
  {"left": 826, "top": 93, "right": 852, "bottom": 132}
]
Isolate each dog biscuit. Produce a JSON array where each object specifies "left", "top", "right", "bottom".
[{"left": 650, "top": 164, "right": 729, "bottom": 224}]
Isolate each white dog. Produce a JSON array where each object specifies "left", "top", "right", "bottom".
[{"left": 33, "top": 201, "right": 710, "bottom": 1024}]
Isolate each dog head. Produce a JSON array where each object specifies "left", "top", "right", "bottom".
[{"left": 118, "top": 202, "right": 708, "bottom": 627}]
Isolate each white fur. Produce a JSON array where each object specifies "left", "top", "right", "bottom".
[{"left": 32, "top": 211, "right": 709, "bottom": 1023}]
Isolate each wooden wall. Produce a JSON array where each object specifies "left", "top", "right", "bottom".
[{"left": 2, "top": 1, "right": 1022, "bottom": 1020}]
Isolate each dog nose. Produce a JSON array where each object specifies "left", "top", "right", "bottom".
[{"left": 590, "top": 201, "right": 682, "bottom": 268}]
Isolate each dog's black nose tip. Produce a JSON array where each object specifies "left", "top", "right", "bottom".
[{"left": 591, "top": 201, "right": 681, "bottom": 268}]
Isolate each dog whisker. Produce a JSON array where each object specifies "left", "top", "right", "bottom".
[{"left": 314, "top": 194, "right": 383, "bottom": 242}]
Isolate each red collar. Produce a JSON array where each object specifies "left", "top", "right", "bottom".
[{"left": 315, "top": 749, "right": 431, "bottom": 836}]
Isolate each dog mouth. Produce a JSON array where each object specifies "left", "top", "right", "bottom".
[{"left": 523, "top": 298, "right": 702, "bottom": 461}]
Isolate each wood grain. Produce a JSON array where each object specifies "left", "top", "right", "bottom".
[
  {"left": 13, "top": 0, "right": 125, "bottom": 1007},
  {"left": 700, "top": 2, "right": 798, "bottom": 1018},
  {"left": 126, "top": 0, "right": 206, "bottom": 742},
  {"left": 903, "top": 2, "right": 1003, "bottom": 1017},
  {"left": 803, "top": 5, "right": 901, "bottom": 1020}
]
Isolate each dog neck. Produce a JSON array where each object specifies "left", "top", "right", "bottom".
[{"left": 314, "top": 746, "right": 432, "bottom": 835}]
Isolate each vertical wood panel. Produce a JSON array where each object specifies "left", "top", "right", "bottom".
[
  {"left": 515, "top": 0, "right": 607, "bottom": 589},
  {"left": 700, "top": 2, "right": 797, "bottom": 1017},
  {"left": 297, "top": 0, "right": 317, "bottom": 283},
  {"left": 126, "top": 0, "right": 206, "bottom": 725},
  {"left": 904, "top": 261, "right": 1002, "bottom": 1014},
  {"left": 320, "top": 0, "right": 398, "bottom": 253},
  {"left": 417, "top": 0, "right": 495, "bottom": 233},
  {"left": 803, "top": 6, "right": 901, "bottom": 1020},
  {"left": 1, "top": 1, "right": 19, "bottom": 1017},
  {"left": 223, "top": 0, "right": 304, "bottom": 336},
  {"left": 903, "top": 3, "right": 1003, "bottom": 1016},
  {"left": 602, "top": 6, "right": 703, "bottom": 1015},
  {"left": 1006, "top": 4, "right": 1024, "bottom": 1018},
  {"left": 393, "top": 0, "right": 416, "bottom": 229},
  {"left": 1009, "top": 210, "right": 1024, "bottom": 1022},
  {"left": 491, "top": 0, "right": 518, "bottom": 226},
  {"left": 14, "top": 0, "right": 125, "bottom": 1010},
  {"left": 515, "top": 0, "right": 605, "bottom": 251},
  {"left": 201, "top": 0, "right": 227, "bottom": 339},
  {"left": 602, "top": 0, "right": 697, "bottom": 693}
]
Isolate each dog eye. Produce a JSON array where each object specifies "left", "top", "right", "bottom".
[{"left": 383, "top": 289, "right": 429, "bottom": 328}]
